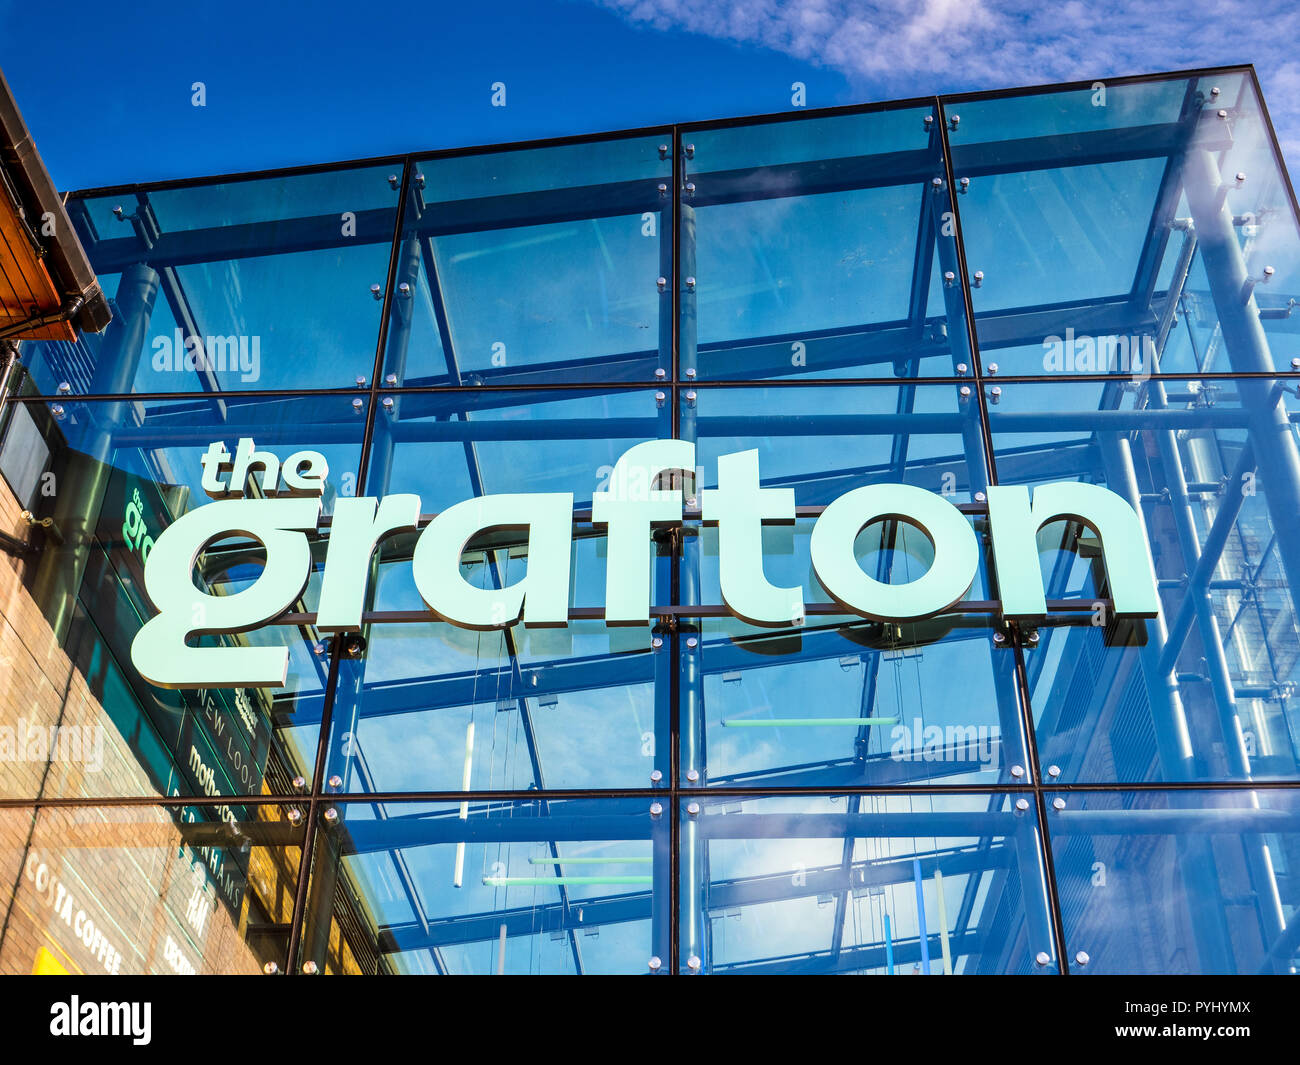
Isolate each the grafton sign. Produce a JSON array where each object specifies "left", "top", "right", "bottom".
[{"left": 129, "top": 438, "right": 1159, "bottom": 689}]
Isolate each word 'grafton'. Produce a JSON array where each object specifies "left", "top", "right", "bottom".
[{"left": 129, "top": 439, "right": 1159, "bottom": 689}]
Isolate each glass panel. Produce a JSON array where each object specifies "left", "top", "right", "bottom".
[
  {"left": 681, "top": 793, "right": 1057, "bottom": 974},
  {"left": 683, "top": 106, "right": 974, "bottom": 380},
  {"left": 323, "top": 622, "right": 663, "bottom": 793},
  {"left": 951, "top": 70, "right": 1300, "bottom": 377},
  {"left": 988, "top": 377, "right": 1300, "bottom": 783},
  {"left": 683, "top": 384, "right": 1019, "bottom": 784},
  {"left": 0, "top": 804, "right": 304, "bottom": 974},
  {"left": 1044, "top": 788, "right": 1300, "bottom": 974},
  {"left": 0, "top": 390, "right": 365, "bottom": 799},
  {"left": 365, "top": 387, "right": 667, "bottom": 505},
  {"left": 386, "top": 135, "right": 673, "bottom": 386},
  {"left": 299, "top": 798, "right": 668, "bottom": 974},
  {"left": 22, "top": 166, "right": 400, "bottom": 394}
]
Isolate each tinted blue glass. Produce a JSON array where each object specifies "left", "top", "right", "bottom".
[
  {"left": 299, "top": 797, "right": 668, "bottom": 974},
  {"left": 384, "top": 136, "right": 673, "bottom": 386},
  {"left": 952, "top": 73, "right": 1300, "bottom": 377},
  {"left": 1045, "top": 788, "right": 1300, "bottom": 974},
  {"left": 23, "top": 166, "right": 399, "bottom": 394},
  {"left": 0, "top": 389, "right": 366, "bottom": 798},
  {"left": 684, "top": 107, "right": 975, "bottom": 380},
  {"left": 681, "top": 383, "right": 1021, "bottom": 785},
  {"left": 989, "top": 378, "right": 1300, "bottom": 782},
  {"left": 681, "top": 793, "right": 1057, "bottom": 974}
]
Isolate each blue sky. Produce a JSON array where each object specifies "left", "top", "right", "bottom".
[{"left": 1, "top": 0, "right": 1297, "bottom": 191}]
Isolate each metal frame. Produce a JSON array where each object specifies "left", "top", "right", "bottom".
[{"left": 2, "top": 62, "right": 1300, "bottom": 976}]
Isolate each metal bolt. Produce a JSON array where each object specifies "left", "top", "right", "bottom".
[
  {"left": 302, "top": 961, "right": 319, "bottom": 974},
  {"left": 313, "top": 642, "right": 326, "bottom": 656},
  {"left": 1218, "top": 109, "right": 1228, "bottom": 119},
  {"left": 56, "top": 381, "right": 70, "bottom": 394},
  {"left": 657, "top": 276, "right": 667, "bottom": 292},
  {"left": 654, "top": 367, "right": 666, "bottom": 379},
  {"left": 388, "top": 175, "right": 400, "bottom": 189},
  {"left": 355, "top": 374, "right": 366, "bottom": 387},
  {"left": 987, "top": 362, "right": 998, "bottom": 375},
  {"left": 1074, "top": 951, "right": 1090, "bottom": 967},
  {"left": 286, "top": 808, "right": 303, "bottom": 824},
  {"left": 685, "top": 276, "right": 696, "bottom": 290},
  {"left": 657, "top": 183, "right": 668, "bottom": 197},
  {"left": 382, "top": 396, "right": 395, "bottom": 412},
  {"left": 944, "top": 270, "right": 956, "bottom": 287},
  {"left": 263, "top": 962, "right": 280, "bottom": 974},
  {"left": 650, "top": 769, "right": 663, "bottom": 785},
  {"left": 685, "top": 390, "right": 697, "bottom": 406},
  {"left": 686, "top": 636, "right": 698, "bottom": 649},
  {"left": 652, "top": 636, "right": 664, "bottom": 650},
  {"left": 648, "top": 956, "right": 663, "bottom": 971},
  {"left": 351, "top": 397, "right": 364, "bottom": 412},
  {"left": 959, "top": 176, "right": 970, "bottom": 192},
  {"left": 1034, "top": 951, "right": 1051, "bottom": 967},
  {"left": 993, "top": 631, "right": 1006, "bottom": 645},
  {"left": 50, "top": 404, "right": 65, "bottom": 419},
  {"left": 398, "top": 282, "right": 411, "bottom": 298},
  {"left": 685, "top": 496, "right": 697, "bottom": 508},
  {"left": 328, "top": 775, "right": 343, "bottom": 788},
  {"left": 323, "top": 807, "right": 339, "bottom": 823},
  {"left": 686, "top": 769, "right": 700, "bottom": 783},
  {"left": 649, "top": 802, "right": 663, "bottom": 819},
  {"left": 1015, "top": 797, "right": 1030, "bottom": 812},
  {"left": 1263, "top": 265, "right": 1275, "bottom": 280},
  {"left": 685, "top": 367, "right": 697, "bottom": 379},
  {"left": 415, "top": 173, "right": 425, "bottom": 189},
  {"left": 686, "top": 955, "right": 702, "bottom": 971},
  {"left": 385, "top": 373, "right": 398, "bottom": 385},
  {"left": 956, "top": 363, "right": 968, "bottom": 375},
  {"left": 684, "top": 144, "right": 695, "bottom": 158},
  {"left": 1010, "top": 765, "right": 1025, "bottom": 779},
  {"left": 292, "top": 776, "right": 307, "bottom": 790},
  {"left": 685, "top": 182, "right": 696, "bottom": 197},
  {"left": 1292, "top": 357, "right": 1300, "bottom": 370},
  {"left": 687, "top": 802, "right": 701, "bottom": 817},
  {"left": 1027, "top": 629, "right": 1040, "bottom": 646},
  {"left": 972, "top": 270, "right": 984, "bottom": 288},
  {"left": 1052, "top": 797, "right": 1067, "bottom": 811},
  {"left": 1210, "top": 86, "right": 1221, "bottom": 97},
  {"left": 924, "top": 115, "right": 934, "bottom": 129},
  {"left": 658, "top": 144, "right": 669, "bottom": 158},
  {"left": 931, "top": 177, "right": 944, "bottom": 191},
  {"left": 948, "top": 115, "right": 960, "bottom": 130},
  {"left": 988, "top": 385, "right": 1002, "bottom": 403},
  {"left": 112, "top": 205, "right": 124, "bottom": 218},
  {"left": 959, "top": 385, "right": 972, "bottom": 399},
  {"left": 370, "top": 284, "right": 383, "bottom": 300},
  {"left": 974, "top": 491, "right": 986, "bottom": 502},
  {"left": 1047, "top": 765, "right": 1061, "bottom": 778},
  {"left": 654, "top": 390, "right": 666, "bottom": 407},
  {"left": 1235, "top": 171, "right": 1247, "bottom": 185}
]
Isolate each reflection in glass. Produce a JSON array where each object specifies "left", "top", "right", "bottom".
[
  {"left": 300, "top": 798, "right": 667, "bottom": 974},
  {"left": 682, "top": 793, "right": 1056, "bottom": 974},
  {"left": 0, "top": 804, "right": 303, "bottom": 974},
  {"left": 1045, "top": 788, "right": 1300, "bottom": 974}
]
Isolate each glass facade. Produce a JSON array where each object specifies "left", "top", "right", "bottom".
[{"left": 1, "top": 66, "right": 1299, "bottom": 974}]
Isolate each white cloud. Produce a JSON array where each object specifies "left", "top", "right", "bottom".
[{"left": 592, "top": 0, "right": 1300, "bottom": 168}]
